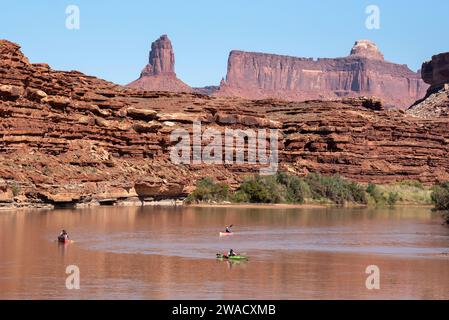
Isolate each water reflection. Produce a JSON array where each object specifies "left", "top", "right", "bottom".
[{"left": 0, "top": 206, "right": 448, "bottom": 299}]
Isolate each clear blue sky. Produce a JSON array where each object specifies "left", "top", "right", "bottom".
[{"left": 1, "top": 0, "right": 448, "bottom": 87}]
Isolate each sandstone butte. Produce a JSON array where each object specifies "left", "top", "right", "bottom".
[
  {"left": 1, "top": 39, "right": 449, "bottom": 209},
  {"left": 127, "top": 34, "right": 193, "bottom": 93},
  {"left": 216, "top": 40, "right": 429, "bottom": 110}
]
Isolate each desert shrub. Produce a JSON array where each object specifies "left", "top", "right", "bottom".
[
  {"left": 366, "top": 183, "right": 381, "bottom": 200},
  {"left": 398, "top": 180, "right": 424, "bottom": 190},
  {"left": 184, "top": 173, "right": 403, "bottom": 207},
  {"left": 346, "top": 182, "right": 368, "bottom": 204},
  {"left": 374, "top": 183, "right": 432, "bottom": 205},
  {"left": 11, "top": 182, "right": 21, "bottom": 197},
  {"left": 275, "top": 172, "right": 309, "bottom": 203},
  {"left": 366, "top": 183, "right": 385, "bottom": 205},
  {"left": 366, "top": 183, "right": 398, "bottom": 206},
  {"left": 431, "top": 182, "right": 449, "bottom": 211},
  {"left": 236, "top": 175, "right": 285, "bottom": 203},
  {"left": 185, "top": 178, "right": 230, "bottom": 204},
  {"left": 232, "top": 190, "right": 250, "bottom": 203},
  {"left": 305, "top": 173, "right": 367, "bottom": 205},
  {"left": 386, "top": 192, "right": 399, "bottom": 206},
  {"left": 234, "top": 173, "right": 309, "bottom": 204}
]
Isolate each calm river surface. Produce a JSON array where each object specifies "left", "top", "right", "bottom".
[{"left": 0, "top": 206, "right": 448, "bottom": 299}]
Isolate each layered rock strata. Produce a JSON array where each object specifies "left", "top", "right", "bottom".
[
  {"left": 216, "top": 40, "right": 428, "bottom": 109},
  {"left": 1, "top": 40, "right": 449, "bottom": 209}
]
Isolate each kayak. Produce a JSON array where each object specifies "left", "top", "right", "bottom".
[
  {"left": 216, "top": 253, "right": 248, "bottom": 260},
  {"left": 57, "top": 239, "right": 74, "bottom": 244},
  {"left": 219, "top": 232, "right": 233, "bottom": 237},
  {"left": 216, "top": 254, "right": 248, "bottom": 261}
]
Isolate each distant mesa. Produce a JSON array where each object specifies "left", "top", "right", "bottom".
[
  {"left": 127, "top": 37, "right": 428, "bottom": 109},
  {"left": 193, "top": 85, "right": 220, "bottom": 96},
  {"left": 127, "top": 35, "right": 193, "bottom": 93},
  {"left": 215, "top": 40, "right": 428, "bottom": 109}
]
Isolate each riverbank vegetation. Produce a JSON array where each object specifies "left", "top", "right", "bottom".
[
  {"left": 185, "top": 173, "right": 432, "bottom": 207},
  {"left": 430, "top": 182, "right": 449, "bottom": 223}
]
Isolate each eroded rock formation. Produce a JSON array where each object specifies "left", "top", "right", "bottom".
[
  {"left": 408, "top": 52, "right": 449, "bottom": 118},
  {"left": 422, "top": 52, "right": 449, "bottom": 91},
  {"left": 216, "top": 40, "right": 428, "bottom": 109},
  {"left": 127, "top": 35, "right": 192, "bottom": 93},
  {"left": 2, "top": 39, "right": 449, "bottom": 209},
  {"left": 350, "top": 40, "right": 384, "bottom": 60}
]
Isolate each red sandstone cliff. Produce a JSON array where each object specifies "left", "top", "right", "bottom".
[
  {"left": 408, "top": 52, "right": 449, "bottom": 118},
  {"left": 2, "top": 39, "right": 449, "bottom": 209},
  {"left": 216, "top": 40, "right": 428, "bottom": 109},
  {"left": 422, "top": 52, "right": 449, "bottom": 91},
  {"left": 127, "top": 35, "right": 192, "bottom": 93}
]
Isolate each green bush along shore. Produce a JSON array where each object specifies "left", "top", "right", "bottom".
[{"left": 186, "top": 173, "right": 434, "bottom": 208}]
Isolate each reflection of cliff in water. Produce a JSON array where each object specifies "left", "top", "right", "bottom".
[{"left": 1, "top": 206, "right": 449, "bottom": 299}]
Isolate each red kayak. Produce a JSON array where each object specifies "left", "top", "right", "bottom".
[{"left": 57, "top": 238, "right": 74, "bottom": 244}]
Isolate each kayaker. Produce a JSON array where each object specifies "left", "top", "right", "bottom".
[
  {"left": 58, "top": 229, "right": 69, "bottom": 242},
  {"left": 228, "top": 249, "right": 237, "bottom": 257},
  {"left": 225, "top": 225, "right": 233, "bottom": 233}
]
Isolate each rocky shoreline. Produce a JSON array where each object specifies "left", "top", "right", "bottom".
[{"left": 0, "top": 195, "right": 185, "bottom": 211}]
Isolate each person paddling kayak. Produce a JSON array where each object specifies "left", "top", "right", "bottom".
[
  {"left": 216, "top": 250, "right": 248, "bottom": 260},
  {"left": 219, "top": 225, "right": 234, "bottom": 237},
  {"left": 58, "top": 229, "right": 69, "bottom": 242},
  {"left": 224, "top": 224, "right": 233, "bottom": 233}
]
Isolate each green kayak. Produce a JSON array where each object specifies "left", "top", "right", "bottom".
[{"left": 216, "top": 253, "right": 248, "bottom": 260}]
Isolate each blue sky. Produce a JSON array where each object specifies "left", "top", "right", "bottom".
[{"left": 1, "top": 0, "right": 448, "bottom": 87}]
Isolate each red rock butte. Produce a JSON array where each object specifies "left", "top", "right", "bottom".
[
  {"left": 216, "top": 40, "right": 429, "bottom": 109},
  {"left": 127, "top": 35, "right": 192, "bottom": 93}
]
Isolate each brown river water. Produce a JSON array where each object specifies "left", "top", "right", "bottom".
[{"left": 0, "top": 206, "right": 448, "bottom": 300}]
